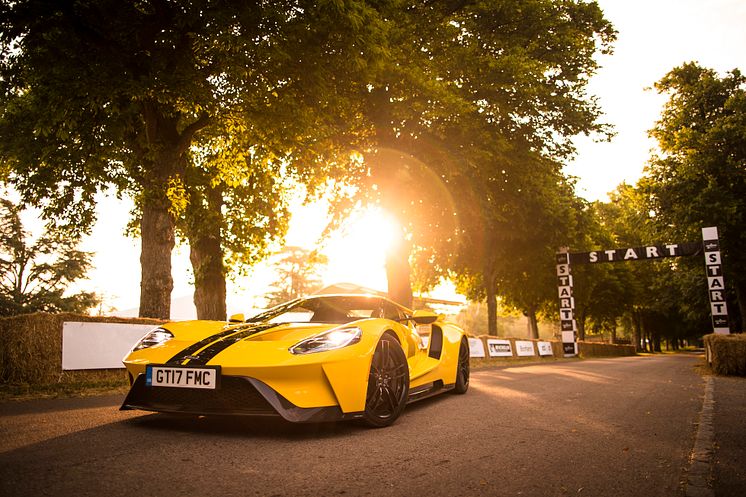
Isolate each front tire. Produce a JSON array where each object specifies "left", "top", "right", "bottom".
[
  {"left": 452, "top": 337, "right": 470, "bottom": 394},
  {"left": 362, "top": 334, "right": 409, "bottom": 427}
]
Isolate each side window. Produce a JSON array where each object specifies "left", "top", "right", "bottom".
[{"left": 381, "top": 301, "right": 404, "bottom": 321}]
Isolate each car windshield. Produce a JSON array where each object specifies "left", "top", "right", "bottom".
[{"left": 247, "top": 296, "right": 386, "bottom": 324}]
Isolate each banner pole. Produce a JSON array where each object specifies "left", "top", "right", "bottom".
[{"left": 556, "top": 247, "right": 577, "bottom": 357}]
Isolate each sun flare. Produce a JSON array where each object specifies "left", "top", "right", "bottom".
[{"left": 321, "top": 206, "right": 401, "bottom": 291}]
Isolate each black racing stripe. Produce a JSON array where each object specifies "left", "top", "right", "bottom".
[
  {"left": 166, "top": 327, "right": 246, "bottom": 365},
  {"left": 184, "top": 323, "right": 278, "bottom": 365}
]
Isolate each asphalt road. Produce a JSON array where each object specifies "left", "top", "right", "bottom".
[{"left": 0, "top": 354, "right": 738, "bottom": 497}]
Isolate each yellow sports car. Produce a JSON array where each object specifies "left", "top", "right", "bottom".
[{"left": 121, "top": 294, "right": 469, "bottom": 427}]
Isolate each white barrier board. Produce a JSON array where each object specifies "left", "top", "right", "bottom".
[
  {"left": 468, "top": 337, "right": 486, "bottom": 358},
  {"left": 515, "top": 340, "right": 536, "bottom": 357},
  {"left": 487, "top": 339, "right": 513, "bottom": 357},
  {"left": 537, "top": 341, "right": 554, "bottom": 356},
  {"left": 62, "top": 322, "right": 155, "bottom": 370}
]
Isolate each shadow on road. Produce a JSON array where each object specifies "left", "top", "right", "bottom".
[{"left": 123, "top": 411, "right": 362, "bottom": 440}]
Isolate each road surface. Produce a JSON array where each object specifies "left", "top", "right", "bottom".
[{"left": 1, "top": 354, "right": 740, "bottom": 496}]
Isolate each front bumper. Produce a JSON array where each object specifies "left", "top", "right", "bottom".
[{"left": 120, "top": 374, "right": 363, "bottom": 423}]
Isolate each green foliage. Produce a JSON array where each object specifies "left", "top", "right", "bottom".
[
  {"left": 645, "top": 62, "right": 746, "bottom": 330},
  {"left": 357, "top": 0, "right": 616, "bottom": 332},
  {"left": 0, "top": 199, "right": 98, "bottom": 316},
  {"left": 0, "top": 0, "right": 391, "bottom": 317},
  {"left": 576, "top": 182, "right": 710, "bottom": 349}
]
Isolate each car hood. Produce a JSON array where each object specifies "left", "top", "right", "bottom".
[
  {"left": 125, "top": 320, "right": 368, "bottom": 366},
  {"left": 162, "top": 320, "right": 340, "bottom": 344}
]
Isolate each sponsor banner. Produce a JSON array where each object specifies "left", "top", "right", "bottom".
[
  {"left": 62, "top": 322, "right": 155, "bottom": 370},
  {"left": 487, "top": 339, "right": 513, "bottom": 357},
  {"left": 560, "top": 320, "right": 576, "bottom": 332},
  {"left": 703, "top": 240, "right": 719, "bottom": 252},
  {"left": 563, "top": 342, "right": 576, "bottom": 356},
  {"left": 708, "top": 276, "right": 725, "bottom": 290},
  {"left": 559, "top": 297, "right": 575, "bottom": 309},
  {"left": 712, "top": 315, "right": 728, "bottom": 328},
  {"left": 537, "top": 341, "right": 553, "bottom": 356},
  {"left": 705, "top": 265, "right": 722, "bottom": 277},
  {"left": 709, "top": 290, "right": 725, "bottom": 302},
  {"left": 556, "top": 250, "right": 576, "bottom": 356},
  {"left": 515, "top": 340, "right": 535, "bottom": 357},
  {"left": 702, "top": 227, "right": 719, "bottom": 246},
  {"left": 569, "top": 242, "right": 702, "bottom": 264},
  {"left": 711, "top": 302, "right": 728, "bottom": 316},
  {"left": 705, "top": 251, "right": 721, "bottom": 266},
  {"left": 702, "top": 227, "right": 730, "bottom": 335},
  {"left": 468, "top": 337, "right": 486, "bottom": 358}
]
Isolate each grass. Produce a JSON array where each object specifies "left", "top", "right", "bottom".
[{"left": 0, "top": 370, "right": 130, "bottom": 402}]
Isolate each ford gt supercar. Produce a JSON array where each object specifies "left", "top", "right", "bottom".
[{"left": 121, "top": 294, "right": 469, "bottom": 427}]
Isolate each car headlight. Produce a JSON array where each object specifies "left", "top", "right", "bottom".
[
  {"left": 289, "top": 327, "right": 362, "bottom": 355},
  {"left": 131, "top": 327, "right": 174, "bottom": 352}
]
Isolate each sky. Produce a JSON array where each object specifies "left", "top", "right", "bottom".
[
  {"left": 27, "top": 0, "right": 746, "bottom": 319},
  {"left": 566, "top": 0, "right": 746, "bottom": 201}
]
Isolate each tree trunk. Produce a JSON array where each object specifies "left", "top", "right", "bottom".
[
  {"left": 188, "top": 186, "right": 227, "bottom": 321},
  {"left": 139, "top": 195, "right": 175, "bottom": 319},
  {"left": 385, "top": 253, "right": 413, "bottom": 308},
  {"left": 632, "top": 309, "right": 642, "bottom": 352},
  {"left": 190, "top": 241, "right": 226, "bottom": 320},
  {"left": 134, "top": 101, "right": 209, "bottom": 320},
  {"left": 385, "top": 227, "right": 413, "bottom": 308},
  {"left": 526, "top": 307, "right": 539, "bottom": 339},
  {"left": 484, "top": 268, "right": 498, "bottom": 336},
  {"left": 576, "top": 306, "right": 586, "bottom": 341}
]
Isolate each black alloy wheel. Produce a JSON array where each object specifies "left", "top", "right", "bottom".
[
  {"left": 362, "top": 334, "right": 409, "bottom": 427},
  {"left": 452, "top": 336, "right": 470, "bottom": 394}
]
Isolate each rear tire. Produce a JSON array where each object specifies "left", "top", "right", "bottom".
[
  {"left": 452, "top": 337, "right": 470, "bottom": 394},
  {"left": 362, "top": 334, "right": 409, "bottom": 427}
]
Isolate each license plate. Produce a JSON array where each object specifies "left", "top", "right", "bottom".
[{"left": 145, "top": 365, "right": 220, "bottom": 390}]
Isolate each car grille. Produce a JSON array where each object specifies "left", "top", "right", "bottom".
[{"left": 123, "top": 374, "right": 277, "bottom": 416}]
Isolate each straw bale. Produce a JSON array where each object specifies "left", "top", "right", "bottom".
[
  {"left": 0, "top": 313, "right": 164, "bottom": 385},
  {"left": 704, "top": 333, "right": 746, "bottom": 376}
]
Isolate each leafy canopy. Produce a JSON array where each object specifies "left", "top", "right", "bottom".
[{"left": 0, "top": 198, "right": 98, "bottom": 316}]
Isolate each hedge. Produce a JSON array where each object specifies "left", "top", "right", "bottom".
[
  {"left": 704, "top": 333, "right": 746, "bottom": 376},
  {"left": 0, "top": 313, "right": 164, "bottom": 385}
]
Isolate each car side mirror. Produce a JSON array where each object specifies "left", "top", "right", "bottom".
[
  {"left": 411, "top": 309, "right": 439, "bottom": 325},
  {"left": 228, "top": 313, "right": 245, "bottom": 323}
]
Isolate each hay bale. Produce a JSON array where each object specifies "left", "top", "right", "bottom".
[
  {"left": 704, "top": 333, "right": 746, "bottom": 376},
  {"left": 0, "top": 313, "right": 164, "bottom": 385},
  {"left": 578, "top": 341, "right": 636, "bottom": 357}
]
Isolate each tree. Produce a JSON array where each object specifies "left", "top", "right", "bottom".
[
  {"left": 359, "top": 0, "right": 615, "bottom": 324},
  {"left": 586, "top": 182, "right": 710, "bottom": 351},
  {"left": 0, "top": 199, "right": 98, "bottom": 315},
  {"left": 264, "top": 247, "right": 327, "bottom": 307},
  {"left": 645, "top": 62, "right": 746, "bottom": 331},
  {"left": 0, "top": 0, "right": 387, "bottom": 319}
]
